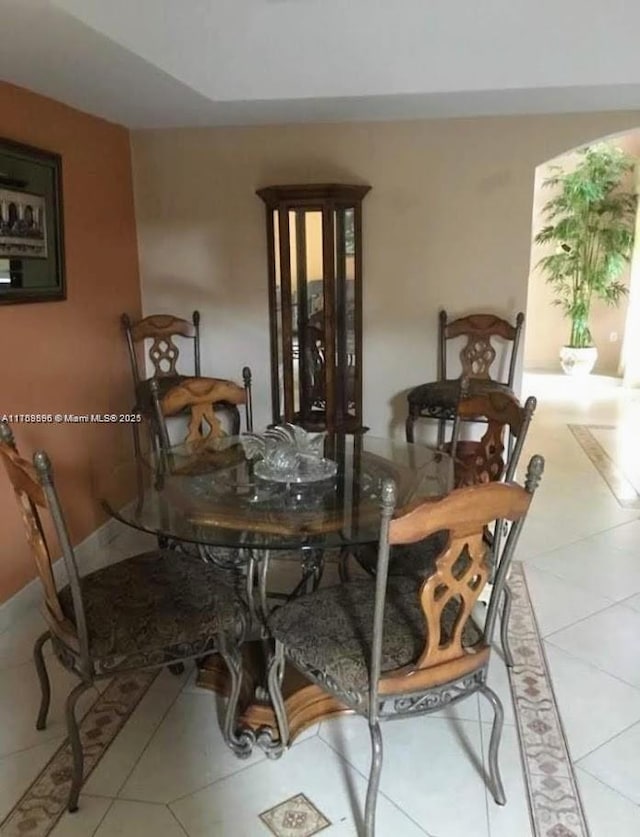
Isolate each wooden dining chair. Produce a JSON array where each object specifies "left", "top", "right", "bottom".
[
  {"left": 267, "top": 455, "right": 544, "bottom": 835},
  {"left": 0, "top": 421, "right": 249, "bottom": 813},
  {"left": 349, "top": 388, "right": 537, "bottom": 667},
  {"left": 406, "top": 310, "right": 525, "bottom": 446},
  {"left": 121, "top": 311, "right": 202, "bottom": 458}
]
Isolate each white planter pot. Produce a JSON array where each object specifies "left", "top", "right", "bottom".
[{"left": 559, "top": 346, "right": 598, "bottom": 376}]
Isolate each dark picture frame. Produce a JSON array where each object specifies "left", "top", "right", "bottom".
[{"left": 0, "top": 137, "right": 65, "bottom": 304}]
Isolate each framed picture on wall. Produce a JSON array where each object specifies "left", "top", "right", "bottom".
[{"left": 0, "top": 137, "right": 65, "bottom": 304}]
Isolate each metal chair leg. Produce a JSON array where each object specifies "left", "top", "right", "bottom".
[
  {"left": 301, "top": 548, "right": 324, "bottom": 593},
  {"left": 501, "top": 583, "right": 514, "bottom": 668},
  {"left": 311, "top": 564, "right": 323, "bottom": 592},
  {"left": 405, "top": 414, "right": 415, "bottom": 444},
  {"left": 132, "top": 418, "right": 141, "bottom": 460},
  {"left": 266, "top": 640, "right": 289, "bottom": 758},
  {"left": 219, "top": 646, "right": 252, "bottom": 759},
  {"left": 478, "top": 683, "right": 506, "bottom": 805},
  {"left": 364, "top": 720, "right": 383, "bottom": 837},
  {"left": 65, "top": 680, "right": 92, "bottom": 812},
  {"left": 338, "top": 546, "right": 352, "bottom": 582},
  {"left": 34, "top": 630, "right": 51, "bottom": 730}
]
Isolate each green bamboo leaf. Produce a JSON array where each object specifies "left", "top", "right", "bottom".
[{"left": 534, "top": 144, "right": 637, "bottom": 348}]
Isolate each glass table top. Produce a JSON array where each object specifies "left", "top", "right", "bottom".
[{"left": 98, "top": 434, "right": 452, "bottom": 551}]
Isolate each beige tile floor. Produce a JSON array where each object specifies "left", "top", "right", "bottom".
[{"left": 1, "top": 372, "right": 640, "bottom": 836}]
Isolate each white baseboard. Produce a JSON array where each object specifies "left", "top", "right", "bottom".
[{"left": 0, "top": 515, "right": 151, "bottom": 634}]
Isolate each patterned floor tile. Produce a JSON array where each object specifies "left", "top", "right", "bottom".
[{"left": 259, "top": 793, "right": 330, "bottom": 837}]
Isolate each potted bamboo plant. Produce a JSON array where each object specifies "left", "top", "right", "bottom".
[{"left": 535, "top": 144, "right": 637, "bottom": 375}]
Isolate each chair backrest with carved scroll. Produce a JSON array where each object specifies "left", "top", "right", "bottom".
[
  {"left": 151, "top": 373, "right": 250, "bottom": 451},
  {"left": 448, "top": 390, "right": 537, "bottom": 487},
  {"left": 370, "top": 455, "right": 543, "bottom": 701},
  {"left": 0, "top": 422, "right": 90, "bottom": 668},
  {"left": 121, "top": 311, "right": 201, "bottom": 387},
  {"left": 438, "top": 310, "right": 524, "bottom": 387}
]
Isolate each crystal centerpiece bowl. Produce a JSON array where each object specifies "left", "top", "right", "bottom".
[{"left": 240, "top": 424, "right": 337, "bottom": 484}]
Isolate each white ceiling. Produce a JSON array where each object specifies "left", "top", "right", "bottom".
[{"left": 2, "top": 0, "right": 640, "bottom": 128}]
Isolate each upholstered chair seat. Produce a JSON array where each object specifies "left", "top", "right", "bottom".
[
  {"left": 407, "top": 378, "right": 511, "bottom": 421},
  {"left": 57, "top": 551, "right": 243, "bottom": 675},
  {"left": 269, "top": 577, "right": 482, "bottom": 696}
]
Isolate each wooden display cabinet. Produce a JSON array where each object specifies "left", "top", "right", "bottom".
[{"left": 257, "top": 183, "right": 371, "bottom": 433}]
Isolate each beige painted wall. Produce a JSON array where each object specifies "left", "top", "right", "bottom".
[
  {"left": 525, "top": 133, "right": 640, "bottom": 374},
  {"left": 131, "top": 112, "right": 640, "bottom": 440}
]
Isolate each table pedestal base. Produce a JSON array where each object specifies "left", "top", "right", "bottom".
[{"left": 196, "top": 645, "right": 353, "bottom": 745}]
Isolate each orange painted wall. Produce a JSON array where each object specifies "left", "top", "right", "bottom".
[{"left": 0, "top": 82, "right": 141, "bottom": 604}]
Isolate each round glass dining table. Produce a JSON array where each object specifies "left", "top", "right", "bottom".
[
  {"left": 98, "top": 432, "right": 453, "bottom": 753},
  {"left": 100, "top": 433, "right": 452, "bottom": 554}
]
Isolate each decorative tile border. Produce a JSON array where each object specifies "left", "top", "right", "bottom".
[
  {"left": 508, "top": 562, "right": 590, "bottom": 837},
  {"left": 0, "top": 671, "right": 157, "bottom": 837},
  {"left": 568, "top": 424, "right": 640, "bottom": 509},
  {"left": 259, "top": 793, "right": 330, "bottom": 837}
]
